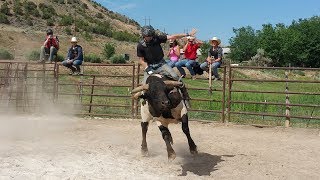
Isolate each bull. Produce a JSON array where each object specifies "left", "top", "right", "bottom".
[{"left": 131, "top": 74, "right": 198, "bottom": 161}]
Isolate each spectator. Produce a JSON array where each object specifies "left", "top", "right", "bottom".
[
  {"left": 166, "top": 39, "right": 180, "bottom": 68},
  {"left": 200, "top": 37, "right": 223, "bottom": 80},
  {"left": 137, "top": 25, "right": 197, "bottom": 108},
  {"left": 175, "top": 36, "right": 202, "bottom": 80},
  {"left": 62, "top": 37, "right": 83, "bottom": 75},
  {"left": 39, "top": 29, "right": 59, "bottom": 63}
]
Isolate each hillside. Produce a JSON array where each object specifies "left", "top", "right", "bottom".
[{"left": 0, "top": 0, "right": 141, "bottom": 61}]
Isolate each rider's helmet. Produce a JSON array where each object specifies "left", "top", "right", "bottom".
[
  {"left": 141, "top": 25, "right": 155, "bottom": 37},
  {"left": 46, "top": 29, "right": 53, "bottom": 35}
]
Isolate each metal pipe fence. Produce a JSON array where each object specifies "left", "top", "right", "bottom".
[{"left": 0, "top": 61, "right": 319, "bottom": 127}]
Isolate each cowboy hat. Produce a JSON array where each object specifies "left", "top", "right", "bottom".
[
  {"left": 210, "top": 37, "right": 221, "bottom": 45},
  {"left": 71, "top": 37, "right": 78, "bottom": 42}
]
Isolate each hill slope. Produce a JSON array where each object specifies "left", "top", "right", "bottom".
[{"left": 0, "top": 0, "right": 141, "bottom": 61}]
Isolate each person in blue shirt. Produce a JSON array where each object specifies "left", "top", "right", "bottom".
[{"left": 62, "top": 37, "right": 83, "bottom": 75}]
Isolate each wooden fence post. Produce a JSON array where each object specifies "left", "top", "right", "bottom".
[
  {"left": 285, "top": 71, "right": 290, "bottom": 127},
  {"left": 88, "top": 75, "right": 95, "bottom": 114}
]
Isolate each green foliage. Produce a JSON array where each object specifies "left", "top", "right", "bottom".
[
  {"left": 39, "top": 3, "right": 56, "bottom": 20},
  {"left": 83, "top": 31, "right": 93, "bottom": 41},
  {"left": 82, "top": 3, "right": 88, "bottom": 9},
  {"left": 26, "top": 50, "right": 40, "bottom": 61},
  {"left": 56, "top": 53, "right": 64, "bottom": 62},
  {"left": 199, "top": 41, "right": 211, "bottom": 62},
  {"left": 0, "top": 13, "right": 9, "bottom": 24},
  {"left": 95, "top": 12, "right": 104, "bottom": 19},
  {"left": 26, "top": 17, "right": 33, "bottom": 26},
  {"left": 23, "top": 1, "right": 39, "bottom": 17},
  {"left": 59, "top": 15, "right": 73, "bottom": 26},
  {"left": 110, "top": 54, "right": 126, "bottom": 64},
  {"left": 112, "top": 31, "right": 139, "bottom": 42},
  {"left": 13, "top": 1, "right": 23, "bottom": 16},
  {"left": 0, "top": 2, "right": 10, "bottom": 15},
  {"left": 46, "top": 18, "right": 55, "bottom": 26},
  {"left": 229, "top": 26, "right": 258, "bottom": 63},
  {"left": 52, "top": 0, "right": 65, "bottom": 4},
  {"left": 85, "top": 54, "right": 102, "bottom": 63},
  {"left": 92, "top": 21, "right": 112, "bottom": 37},
  {"left": 103, "top": 43, "right": 115, "bottom": 59},
  {"left": 64, "top": 27, "right": 72, "bottom": 35},
  {"left": 0, "top": 49, "right": 14, "bottom": 60},
  {"left": 229, "top": 16, "right": 320, "bottom": 67}
]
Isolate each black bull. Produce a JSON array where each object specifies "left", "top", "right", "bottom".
[{"left": 131, "top": 74, "right": 197, "bottom": 161}]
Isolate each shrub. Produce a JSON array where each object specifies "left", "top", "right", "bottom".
[
  {"left": 13, "top": 1, "right": 23, "bottom": 16},
  {"left": 0, "top": 2, "right": 10, "bottom": 15},
  {"left": 110, "top": 54, "right": 126, "bottom": 64},
  {"left": 0, "top": 13, "right": 9, "bottom": 24},
  {"left": 85, "top": 54, "right": 102, "bottom": 63},
  {"left": 64, "top": 27, "right": 72, "bottom": 35},
  {"left": 82, "top": 3, "right": 88, "bottom": 9},
  {"left": 103, "top": 43, "right": 115, "bottom": 59},
  {"left": 26, "top": 50, "right": 40, "bottom": 61},
  {"left": 95, "top": 12, "right": 104, "bottom": 19},
  {"left": 23, "top": 1, "right": 40, "bottom": 17},
  {"left": 83, "top": 31, "right": 93, "bottom": 41},
  {"left": 39, "top": 4, "right": 56, "bottom": 19},
  {"left": 0, "top": 49, "right": 14, "bottom": 60},
  {"left": 56, "top": 54, "right": 65, "bottom": 62},
  {"left": 112, "top": 31, "right": 139, "bottom": 42},
  {"left": 59, "top": 15, "right": 73, "bottom": 26},
  {"left": 46, "top": 18, "right": 55, "bottom": 26}
]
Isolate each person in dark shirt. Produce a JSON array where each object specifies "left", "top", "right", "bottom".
[
  {"left": 39, "top": 29, "right": 59, "bottom": 63},
  {"left": 136, "top": 25, "right": 196, "bottom": 108},
  {"left": 200, "top": 37, "right": 223, "bottom": 80},
  {"left": 62, "top": 37, "right": 83, "bottom": 75}
]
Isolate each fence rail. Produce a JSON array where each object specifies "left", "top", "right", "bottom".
[{"left": 0, "top": 61, "right": 319, "bottom": 127}]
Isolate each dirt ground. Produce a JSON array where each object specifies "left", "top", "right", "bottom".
[{"left": 0, "top": 115, "right": 319, "bottom": 180}]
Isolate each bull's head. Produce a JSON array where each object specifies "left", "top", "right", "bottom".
[{"left": 131, "top": 75, "right": 182, "bottom": 117}]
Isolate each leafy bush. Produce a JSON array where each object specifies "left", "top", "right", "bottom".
[
  {"left": 85, "top": 54, "right": 102, "bottom": 63},
  {"left": 0, "top": 49, "right": 14, "bottom": 60},
  {"left": 0, "top": 2, "right": 10, "bottom": 15},
  {"left": 112, "top": 31, "right": 139, "bottom": 42},
  {"left": 103, "top": 43, "right": 115, "bottom": 59},
  {"left": 39, "top": 4, "right": 56, "bottom": 19},
  {"left": 56, "top": 54, "right": 65, "bottom": 62},
  {"left": 95, "top": 13, "right": 104, "bottom": 19},
  {"left": 64, "top": 27, "right": 72, "bottom": 35},
  {"left": 248, "top": 48, "right": 272, "bottom": 66},
  {"left": 46, "top": 18, "right": 55, "bottom": 26},
  {"left": 59, "top": 15, "right": 73, "bottom": 26},
  {"left": 0, "top": 13, "right": 9, "bottom": 24},
  {"left": 23, "top": 1, "right": 40, "bottom": 17},
  {"left": 83, "top": 31, "right": 93, "bottom": 41},
  {"left": 110, "top": 54, "right": 126, "bottom": 64},
  {"left": 26, "top": 50, "right": 40, "bottom": 61},
  {"left": 13, "top": 1, "right": 23, "bottom": 16},
  {"left": 82, "top": 3, "right": 88, "bottom": 9}
]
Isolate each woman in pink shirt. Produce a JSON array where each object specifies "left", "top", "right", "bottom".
[{"left": 166, "top": 39, "right": 180, "bottom": 68}]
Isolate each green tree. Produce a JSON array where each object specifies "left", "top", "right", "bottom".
[
  {"left": 103, "top": 43, "right": 115, "bottom": 59},
  {"left": 229, "top": 26, "right": 258, "bottom": 62}
]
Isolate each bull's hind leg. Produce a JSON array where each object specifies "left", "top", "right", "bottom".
[
  {"left": 141, "top": 122, "right": 149, "bottom": 156},
  {"left": 181, "top": 114, "right": 198, "bottom": 154},
  {"left": 141, "top": 102, "right": 152, "bottom": 156},
  {"left": 158, "top": 124, "right": 176, "bottom": 161}
]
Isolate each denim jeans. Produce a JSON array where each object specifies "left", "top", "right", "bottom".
[
  {"left": 175, "top": 59, "right": 197, "bottom": 76},
  {"left": 200, "top": 61, "right": 222, "bottom": 78},
  {"left": 143, "top": 63, "right": 179, "bottom": 84},
  {"left": 62, "top": 59, "right": 83, "bottom": 72},
  {"left": 165, "top": 59, "right": 178, "bottom": 68},
  {"left": 40, "top": 46, "right": 57, "bottom": 62}
]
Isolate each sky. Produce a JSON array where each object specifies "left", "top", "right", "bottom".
[{"left": 96, "top": 0, "right": 320, "bottom": 46}]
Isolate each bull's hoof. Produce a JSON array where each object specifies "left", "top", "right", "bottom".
[
  {"left": 190, "top": 147, "right": 198, "bottom": 155},
  {"left": 141, "top": 148, "right": 149, "bottom": 157},
  {"left": 168, "top": 152, "right": 176, "bottom": 162}
]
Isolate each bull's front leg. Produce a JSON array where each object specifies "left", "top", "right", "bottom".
[
  {"left": 158, "top": 125, "right": 176, "bottom": 161},
  {"left": 141, "top": 122, "right": 149, "bottom": 156},
  {"left": 181, "top": 114, "right": 198, "bottom": 154}
]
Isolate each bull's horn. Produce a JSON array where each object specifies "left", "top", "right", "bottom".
[
  {"left": 163, "top": 80, "right": 183, "bottom": 87},
  {"left": 132, "top": 92, "right": 142, "bottom": 99},
  {"left": 131, "top": 84, "right": 149, "bottom": 94}
]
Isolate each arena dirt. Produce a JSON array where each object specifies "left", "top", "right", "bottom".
[{"left": 0, "top": 116, "right": 319, "bottom": 180}]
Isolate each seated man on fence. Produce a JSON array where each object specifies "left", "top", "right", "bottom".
[
  {"left": 62, "top": 37, "right": 83, "bottom": 75},
  {"left": 39, "top": 29, "right": 59, "bottom": 63}
]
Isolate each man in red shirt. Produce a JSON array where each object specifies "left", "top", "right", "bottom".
[
  {"left": 175, "top": 36, "right": 202, "bottom": 80},
  {"left": 39, "top": 29, "right": 59, "bottom": 63}
]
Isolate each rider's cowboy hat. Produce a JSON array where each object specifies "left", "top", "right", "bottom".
[
  {"left": 210, "top": 37, "right": 221, "bottom": 45},
  {"left": 71, "top": 37, "right": 78, "bottom": 43},
  {"left": 187, "top": 36, "right": 195, "bottom": 40}
]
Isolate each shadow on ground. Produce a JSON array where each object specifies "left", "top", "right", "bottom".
[{"left": 179, "top": 153, "right": 235, "bottom": 176}]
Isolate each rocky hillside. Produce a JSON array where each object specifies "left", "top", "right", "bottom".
[{"left": 0, "top": 0, "right": 141, "bottom": 61}]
